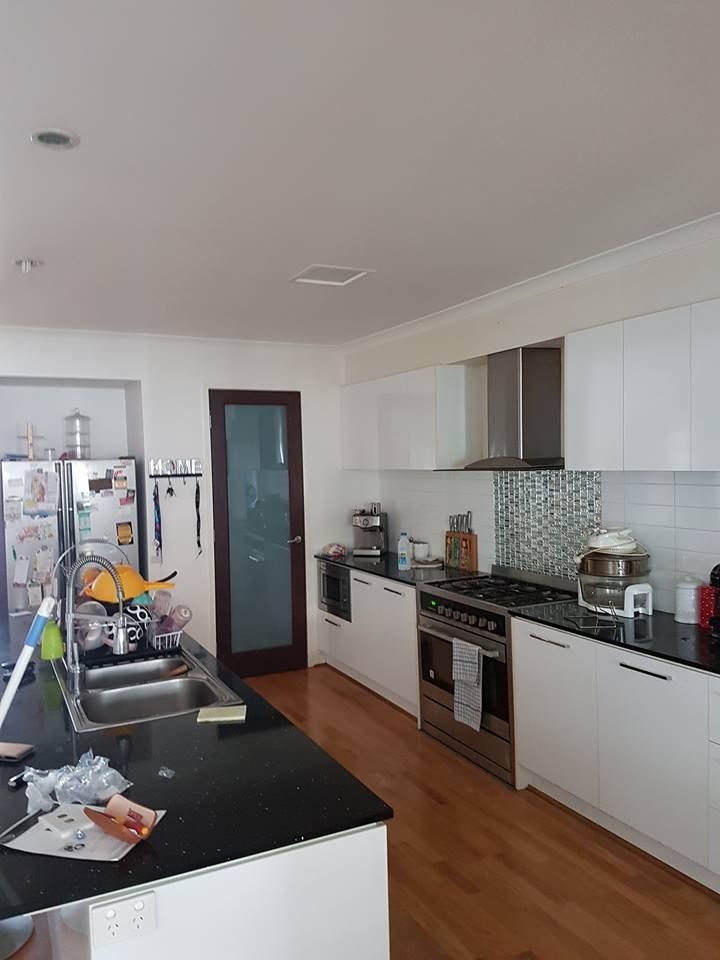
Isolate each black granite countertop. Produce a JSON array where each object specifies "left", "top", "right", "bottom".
[
  {"left": 314, "top": 551, "right": 483, "bottom": 586},
  {"left": 0, "top": 636, "right": 392, "bottom": 921},
  {"left": 513, "top": 600, "right": 720, "bottom": 675}
]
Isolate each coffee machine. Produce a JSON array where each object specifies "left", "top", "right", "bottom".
[{"left": 352, "top": 504, "right": 388, "bottom": 557}]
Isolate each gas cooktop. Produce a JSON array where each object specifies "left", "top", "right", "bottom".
[{"left": 428, "top": 575, "right": 574, "bottom": 609}]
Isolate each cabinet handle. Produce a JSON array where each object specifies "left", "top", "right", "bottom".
[
  {"left": 353, "top": 577, "right": 371, "bottom": 586},
  {"left": 324, "top": 618, "right": 340, "bottom": 628},
  {"left": 619, "top": 662, "right": 672, "bottom": 682},
  {"left": 383, "top": 587, "right": 403, "bottom": 596},
  {"left": 530, "top": 633, "right": 570, "bottom": 649}
]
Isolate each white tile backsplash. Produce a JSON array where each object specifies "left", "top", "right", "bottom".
[
  {"left": 602, "top": 470, "right": 720, "bottom": 613},
  {"left": 378, "top": 470, "right": 494, "bottom": 571},
  {"left": 367, "top": 467, "right": 720, "bottom": 616}
]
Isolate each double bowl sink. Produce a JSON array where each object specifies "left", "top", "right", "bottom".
[{"left": 53, "top": 649, "right": 244, "bottom": 733}]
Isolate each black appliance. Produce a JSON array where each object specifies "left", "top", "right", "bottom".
[{"left": 318, "top": 560, "right": 351, "bottom": 622}]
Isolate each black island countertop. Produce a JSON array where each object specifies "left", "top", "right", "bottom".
[
  {"left": 513, "top": 600, "right": 720, "bottom": 675},
  {"left": 315, "top": 551, "right": 483, "bottom": 587},
  {"left": 0, "top": 636, "right": 392, "bottom": 921}
]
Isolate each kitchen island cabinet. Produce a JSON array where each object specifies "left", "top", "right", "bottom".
[{"left": 0, "top": 636, "right": 392, "bottom": 958}]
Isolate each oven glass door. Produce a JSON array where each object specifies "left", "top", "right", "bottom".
[{"left": 419, "top": 622, "right": 509, "bottom": 739}]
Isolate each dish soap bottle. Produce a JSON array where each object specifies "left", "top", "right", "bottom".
[{"left": 397, "top": 532, "right": 411, "bottom": 570}]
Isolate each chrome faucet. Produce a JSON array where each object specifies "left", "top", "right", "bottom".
[{"left": 65, "top": 553, "right": 128, "bottom": 694}]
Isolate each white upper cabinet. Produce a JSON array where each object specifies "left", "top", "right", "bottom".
[
  {"left": 564, "top": 321, "right": 624, "bottom": 471},
  {"left": 623, "top": 306, "right": 692, "bottom": 471},
  {"left": 342, "top": 365, "right": 484, "bottom": 470},
  {"left": 691, "top": 298, "right": 720, "bottom": 470}
]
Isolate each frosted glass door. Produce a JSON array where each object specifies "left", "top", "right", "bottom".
[{"left": 210, "top": 391, "right": 307, "bottom": 676}]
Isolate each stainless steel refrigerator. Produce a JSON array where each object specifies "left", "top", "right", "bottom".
[{"left": 0, "top": 459, "right": 140, "bottom": 653}]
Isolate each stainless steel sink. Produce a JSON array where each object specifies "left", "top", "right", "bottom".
[
  {"left": 53, "top": 649, "right": 243, "bottom": 732},
  {"left": 79, "top": 677, "right": 220, "bottom": 725},
  {"left": 84, "top": 657, "right": 189, "bottom": 691}
]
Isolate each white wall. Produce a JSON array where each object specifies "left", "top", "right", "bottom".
[
  {"left": 0, "top": 326, "right": 363, "bottom": 662},
  {"left": 345, "top": 217, "right": 720, "bottom": 382},
  {"left": 602, "top": 471, "right": 720, "bottom": 613},
  {"left": 0, "top": 382, "right": 128, "bottom": 458},
  {"left": 378, "top": 471, "right": 494, "bottom": 572}
]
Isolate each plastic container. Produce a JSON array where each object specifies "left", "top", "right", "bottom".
[
  {"left": 64, "top": 408, "right": 91, "bottom": 460},
  {"left": 397, "top": 532, "right": 411, "bottom": 571},
  {"left": 699, "top": 585, "right": 718, "bottom": 629},
  {"left": 675, "top": 575, "right": 702, "bottom": 624}
]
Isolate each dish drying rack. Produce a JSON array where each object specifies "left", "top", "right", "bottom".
[{"left": 147, "top": 621, "right": 182, "bottom": 652}]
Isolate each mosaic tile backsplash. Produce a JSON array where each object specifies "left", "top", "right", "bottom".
[{"left": 494, "top": 471, "right": 602, "bottom": 579}]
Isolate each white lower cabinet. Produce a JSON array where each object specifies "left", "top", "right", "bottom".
[
  {"left": 596, "top": 645, "right": 708, "bottom": 866},
  {"left": 513, "top": 617, "right": 714, "bottom": 881},
  {"left": 324, "top": 570, "right": 418, "bottom": 716},
  {"left": 373, "top": 581, "right": 418, "bottom": 709},
  {"left": 319, "top": 612, "right": 356, "bottom": 671},
  {"left": 512, "top": 619, "right": 599, "bottom": 805}
]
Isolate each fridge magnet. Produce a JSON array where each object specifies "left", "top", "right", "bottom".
[
  {"left": 3, "top": 499, "right": 21, "bottom": 522},
  {"left": 113, "top": 469, "right": 128, "bottom": 491},
  {"left": 78, "top": 511, "right": 92, "bottom": 535},
  {"left": 119, "top": 489, "right": 136, "bottom": 507},
  {"left": 116, "top": 521, "right": 134, "bottom": 546},
  {"left": 22, "top": 469, "right": 58, "bottom": 517},
  {"left": 88, "top": 477, "right": 112, "bottom": 494}
]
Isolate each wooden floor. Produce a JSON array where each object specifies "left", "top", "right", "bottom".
[{"left": 250, "top": 665, "right": 720, "bottom": 960}]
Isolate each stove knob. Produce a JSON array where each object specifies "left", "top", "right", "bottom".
[
  {"left": 437, "top": 605, "right": 446, "bottom": 616},
  {"left": 445, "top": 607, "right": 453, "bottom": 619},
  {"left": 468, "top": 614, "right": 477, "bottom": 627},
  {"left": 460, "top": 612, "right": 468, "bottom": 624},
  {"left": 477, "top": 617, "right": 487, "bottom": 629},
  {"left": 452, "top": 609, "right": 461, "bottom": 620},
  {"left": 487, "top": 619, "right": 498, "bottom": 633}
]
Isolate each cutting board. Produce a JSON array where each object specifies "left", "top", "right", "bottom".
[{"left": 444, "top": 531, "right": 478, "bottom": 571}]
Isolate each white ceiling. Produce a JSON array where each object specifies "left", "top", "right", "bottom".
[{"left": 3, "top": 1, "right": 720, "bottom": 345}]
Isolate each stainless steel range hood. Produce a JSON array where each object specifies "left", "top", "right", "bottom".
[{"left": 464, "top": 346, "right": 563, "bottom": 470}]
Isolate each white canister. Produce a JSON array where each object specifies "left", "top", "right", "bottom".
[{"left": 675, "top": 575, "right": 703, "bottom": 624}]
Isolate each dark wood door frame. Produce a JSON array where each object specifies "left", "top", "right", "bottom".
[{"left": 209, "top": 389, "right": 307, "bottom": 676}]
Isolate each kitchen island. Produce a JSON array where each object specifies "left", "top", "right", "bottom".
[{"left": 0, "top": 637, "right": 392, "bottom": 958}]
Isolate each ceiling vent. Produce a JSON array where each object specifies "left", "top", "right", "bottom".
[{"left": 289, "top": 264, "right": 374, "bottom": 287}]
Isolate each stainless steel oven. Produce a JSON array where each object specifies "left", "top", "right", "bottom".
[
  {"left": 417, "top": 612, "right": 512, "bottom": 783},
  {"left": 318, "top": 560, "right": 351, "bottom": 622}
]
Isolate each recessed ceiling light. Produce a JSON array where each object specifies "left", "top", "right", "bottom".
[
  {"left": 289, "top": 264, "right": 374, "bottom": 287},
  {"left": 31, "top": 129, "right": 80, "bottom": 150}
]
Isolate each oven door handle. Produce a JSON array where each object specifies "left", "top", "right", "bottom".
[
  {"left": 419, "top": 623, "right": 505, "bottom": 662},
  {"left": 472, "top": 646, "right": 500, "bottom": 659}
]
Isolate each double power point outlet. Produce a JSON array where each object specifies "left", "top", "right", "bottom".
[{"left": 91, "top": 891, "right": 157, "bottom": 947}]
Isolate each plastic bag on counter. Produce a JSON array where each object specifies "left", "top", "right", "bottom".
[{"left": 23, "top": 750, "right": 132, "bottom": 815}]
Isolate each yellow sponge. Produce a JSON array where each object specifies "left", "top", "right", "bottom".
[{"left": 196, "top": 704, "right": 247, "bottom": 724}]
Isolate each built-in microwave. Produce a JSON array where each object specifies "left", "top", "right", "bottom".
[{"left": 318, "top": 560, "right": 352, "bottom": 622}]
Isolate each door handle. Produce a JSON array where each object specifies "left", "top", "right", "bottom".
[
  {"left": 619, "top": 662, "right": 672, "bottom": 681},
  {"left": 353, "top": 577, "right": 371, "bottom": 585},
  {"left": 531, "top": 633, "right": 570, "bottom": 649},
  {"left": 383, "top": 587, "right": 403, "bottom": 596},
  {"left": 287, "top": 536, "right": 303, "bottom": 545}
]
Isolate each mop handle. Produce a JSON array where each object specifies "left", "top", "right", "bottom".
[{"left": 0, "top": 597, "right": 56, "bottom": 732}]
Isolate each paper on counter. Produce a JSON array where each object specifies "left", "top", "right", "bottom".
[{"left": 0, "top": 803, "right": 166, "bottom": 862}]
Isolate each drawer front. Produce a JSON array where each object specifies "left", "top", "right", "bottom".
[{"left": 709, "top": 677, "right": 720, "bottom": 744}]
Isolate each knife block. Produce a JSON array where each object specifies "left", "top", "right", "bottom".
[{"left": 445, "top": 531, "right": 478, "bottom": 571}]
